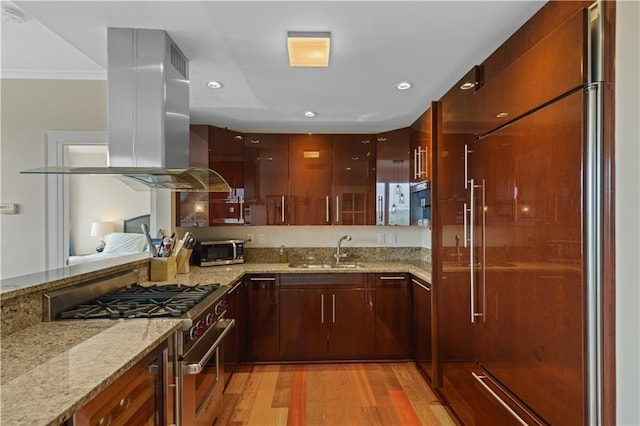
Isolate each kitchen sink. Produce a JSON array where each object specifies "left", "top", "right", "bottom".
[{"left": 288, "top": 262, "right": 365, "bottom": 269}]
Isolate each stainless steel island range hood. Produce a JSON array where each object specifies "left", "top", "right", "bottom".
[{"left": 22, "top": 28, "right": 230, "bottom": 192}]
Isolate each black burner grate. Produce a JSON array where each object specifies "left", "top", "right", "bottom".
[{"left": 59, "top": 283, "right": 220, "bottom": 319}]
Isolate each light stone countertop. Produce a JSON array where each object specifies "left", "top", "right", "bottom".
[
  {"left": 0, "top": 319, "right": 182, "bottom": 426},
  {"left": 0, "top": 261, "right": 430, "bottom": 426}
]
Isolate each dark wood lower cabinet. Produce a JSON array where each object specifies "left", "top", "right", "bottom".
[
  {"left": 411, "top": 275, "right": 433, "bottom": 381},
  {"left": 279, "top": 273, "right": 375, "bottom": 361},
  {"left": 371, "top": 273, "right": 410, "bottom": 358},
  {"left": 74, "top": 340, "right": 168, "bottom": 425},
  {"left": 244, "top": 274, "right": 279, "bottom": 361}
]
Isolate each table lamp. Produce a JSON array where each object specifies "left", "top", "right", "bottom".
[{"left": 90, "top": 221, "right": 115, "bottom": 252}]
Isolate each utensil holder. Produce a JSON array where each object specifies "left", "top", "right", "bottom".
[
  {"left": 176, "top": 249, "right": 192, "bottom": 274},
  {"left": 150, "top": 257, "right": 177, "bottom": 282}
]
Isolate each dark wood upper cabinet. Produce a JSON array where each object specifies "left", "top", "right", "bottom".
[
  {"left": 177, "top": 125, "right": 245, "bottom": 227},
  {"left": 288, "top": 134, "right": 333, "bottom": 225},
  {"left": 375, "top": 128, "right": 411, "bottom": 226},
  {"left": 410, "top": 107, "right": 434, "bottom": 183},
  {"left": 243, "top": 133, "right": 290, "bottom": 225},
  {"left": 331, "top": 134, "right": 376, "bottom": 225}
]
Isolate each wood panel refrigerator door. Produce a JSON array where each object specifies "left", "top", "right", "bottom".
[{"left": 470, "top": 89, "right": 585, "bottom": 425}]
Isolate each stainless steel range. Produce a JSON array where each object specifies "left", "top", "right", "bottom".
[{"left": 44, "top": 270, "right": 235, "bottom": 426}]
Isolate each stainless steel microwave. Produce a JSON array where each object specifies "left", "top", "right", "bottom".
[{"left": 194, "top": 240, "right": 244, "bottom": 267}]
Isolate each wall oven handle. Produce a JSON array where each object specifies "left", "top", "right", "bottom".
[
  {"left": 472, "top": 373, "right": 528, "bottom": 426},
  {"left": 183, "top": 319, "right": 235, "bottom": 375}
]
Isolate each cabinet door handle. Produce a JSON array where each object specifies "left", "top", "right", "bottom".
[
  {"left": 332, "top": 293, "right": 336, "bottom": 323},
  {"left": 228, "top": 280, "right": 242, "bottom": 294},
  {"left": 472, "top": 373, "right": 528, "bottom": 426},
  {"left": 326, "top": 196, "right": 330, "bottom": 223},
  {"left": 379, "top": 276, "right": 405, "bottom": 280},
  {"left": 239, "top": 198, "right": 244, "bottom": 222},
  {"left": 281, "top": 195, "right": 285, "bottom": 223},
  {"left": 411, "top": 278, "right": 431, "bottom": 291},
  {"left": 414, "top": 147, "right": 419, "bottom": 180},
  {"left": 378, "top": 196, "right": 384, "bottom": 224},
  {"left": 250, "top": 277, "right": 276, "bottom": 281},
  {"left": 463, "top": 202, "right": 469, "bottom": 248},
  {"left": 321, "top": 293, "right": 324, "bottom": 324},
  {"left": 335, "top": 195, "right": 340, "bottom": 223}
]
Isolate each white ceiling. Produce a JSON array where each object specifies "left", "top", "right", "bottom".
[{"left": 1, "top": 0, "right": 546, "bottom": 133}]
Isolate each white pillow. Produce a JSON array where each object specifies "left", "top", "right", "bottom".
[{"left": 102, "top": 233, "right": 148, "bottom": 254}]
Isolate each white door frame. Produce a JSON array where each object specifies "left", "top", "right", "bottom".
[{"left": 45, "top": 131, "right": 107, "bottom": 269}]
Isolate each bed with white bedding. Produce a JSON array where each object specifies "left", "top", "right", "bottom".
[{"left": 67, "top": 215, "right": 152, "bottom": 266}]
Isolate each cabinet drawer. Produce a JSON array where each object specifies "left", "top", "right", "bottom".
[{"left": 280, "top": 273, "right": 365, "bottom": 288}]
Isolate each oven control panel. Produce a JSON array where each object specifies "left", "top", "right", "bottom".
[{"left": 186, "top": 298, "right": 228, "bottom": 344}]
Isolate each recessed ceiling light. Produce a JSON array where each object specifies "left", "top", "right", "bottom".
[
  {"left": 205, "top": 81, "right": 223, "bottom": 89},
  {"left": 304, "top": 111, "right": 317, "bottom": 118},
  {"left": 377, "top": 137, "right": 387, "bottom": 142},
  {"left": 396, "top": 81, "right": 412, "bottom": 90},
  {"left": 250, "top": 139, "right": 260, "bottom": 144},
  {"left": 460, "top": 82, "right": 475, "bottom": 90},
  {"left": 287, "top": 31, "right": 331, "bottom": 67},
  {"left": 2, "top": 6, "right": 28, "bottom": 24},
  {"left": 496, "top": 112, "right": 509, "bottom": 118},
  {"left": 361, "top": 139, "right": 370, "bottom": 144},
  {"left": 234, "top": 135, "right": 243, "bottom": 140}
]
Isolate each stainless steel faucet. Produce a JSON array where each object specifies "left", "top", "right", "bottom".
[{"left": 335, "top": 235, "right": 352, "bottom": 263}]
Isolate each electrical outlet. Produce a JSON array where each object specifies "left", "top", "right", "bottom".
[
  {"left": 388, "top": 233, "right": 397, "bottom": 244},
  {"left": 377, "top": 233, "right": 385, "bottom": 244},
  {"left": 259, "top": 234, "right": 266, "bottom": 244},
  {"left": 246, "top": 234, "right": 254, "bottom": 243}
]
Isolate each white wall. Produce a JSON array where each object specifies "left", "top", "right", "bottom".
[
  {"left": 68, "top": 148, "right": 150, "bottom": 255},
  {"left": 0, "top": 79, "right": 107, "bottom": 279},
  {"left": 615, "top": 1, "right": 640, "bottom": 424}
]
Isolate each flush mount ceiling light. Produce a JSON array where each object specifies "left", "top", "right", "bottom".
[
  {"left": 304, "top": 111, "right": 317, "bottom": 118},
  {"left": 396, "top": 81, "right": 412, "bottom": 90},
  {"left": 460, "top": 82, "right": 476, "bottom": 90},
  {"left": 496, "top": 112, "right": 509, "bottom": 118},
  {"left": 287, "top": 31, "right": 331, "bottom": 67},
  {"left": 205, "top": 81, "right": 223, "bottom": 89}
]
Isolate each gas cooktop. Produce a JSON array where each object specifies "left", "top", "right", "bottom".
[{"left": 57, "top": 283, "right": 220, "bottom": 320}]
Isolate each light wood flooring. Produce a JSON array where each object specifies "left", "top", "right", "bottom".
[{"left": 218, "top": 362, "right": 456, "bottom": 426}]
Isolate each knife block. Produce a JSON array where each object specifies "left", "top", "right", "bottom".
[
  {"left": 150, "top": 257, "right": 177, "bottom": 281},
  {"left": 176, "top": 249, "right": 192, "bottom": 274}
]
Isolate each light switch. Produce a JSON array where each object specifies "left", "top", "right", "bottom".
[
  {"left": 377, "top": 233, "right": 385, "bottom": 244},
  {"left": 388, "top": 233, "right": 397, "bottom": 244},
  {"left": 259, "top": 234, "right": 266, "bottom": 244}
]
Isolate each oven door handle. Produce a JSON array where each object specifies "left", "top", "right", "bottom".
[{"left": 183, "top": 318, "right": 235, "bottom": 375}]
